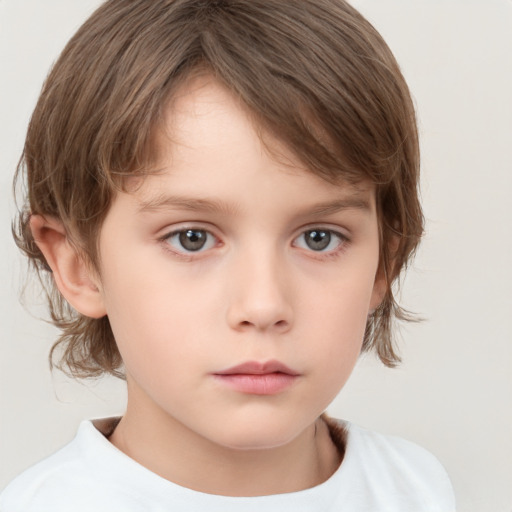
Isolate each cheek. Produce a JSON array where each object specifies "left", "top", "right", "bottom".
[
  {"left": 305, "top": 270, "right": 375, "bottom": 337},
  {"left": 298, "top": 269, "right": 375, "bottom": 378},
  {"left": 100, "top": 256, "right": 217, "bottom": 372}
]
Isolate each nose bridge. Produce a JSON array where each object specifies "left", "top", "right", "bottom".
[{"left": 226, "top": 238, "right": 293, "bottom": 332}]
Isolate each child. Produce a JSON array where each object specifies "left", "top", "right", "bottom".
[{"left": 1, "top": 0, "right": 455, "bottom": 510}]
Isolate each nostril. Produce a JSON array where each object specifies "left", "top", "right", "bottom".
[{"left": 237, "top": 319, "right": 289, "bottom": 330}]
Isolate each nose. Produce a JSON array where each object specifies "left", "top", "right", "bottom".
[{"left": 225, "top": 246, "right": 294, "bottom": 334}]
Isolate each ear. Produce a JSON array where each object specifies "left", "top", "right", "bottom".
[
  {"left": 30, "top": 215, "right": 107, "bottom": 319},
  {"left": 369, "top": 234, "right": 399, "bottom": 313},
  {"left": 369, "top": 268, "right": 387, "bottom": 313}
]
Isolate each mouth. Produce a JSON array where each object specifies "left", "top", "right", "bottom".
[{"left": 213, "top": 360, "right": 300, "bottom": 395}]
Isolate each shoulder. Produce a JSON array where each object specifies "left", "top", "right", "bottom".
[
  {"left": 326, "top": 417, "right": 456, "bottom": 511},
  {"left": 0, "top": 419, "right": 122, "bottom": 512},
  {"left": 1, "top": 434, "right": 82, "bottom": 511}
]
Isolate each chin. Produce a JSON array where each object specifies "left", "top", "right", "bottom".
[
  {"left": 217, "top": 433, "right": 297, "bottom": 452},
  {"left": 205, "top": 414, "right": 312, "bottom": 452}
]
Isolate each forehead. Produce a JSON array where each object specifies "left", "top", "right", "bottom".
[{"left": 130, "top": 75, "right": 375, "bottom": 207}]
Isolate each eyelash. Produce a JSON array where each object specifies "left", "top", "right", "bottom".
[
  {"left": 159, "top": 227, "right": 220, "bottom": 261},
  {"left": 293, "top": 229, "right": 349, "bottom": 259},
  {"left": 159, "top": 226, "right": 350, "bottom": 260}
]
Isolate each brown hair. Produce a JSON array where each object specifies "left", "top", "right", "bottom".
[{"left": 14, "top": 0, "right": 423, "bottom": 378}]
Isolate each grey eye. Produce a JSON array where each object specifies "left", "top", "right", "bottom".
[
  {"left": 294, "top": 228, "right": 346, "bottom": 253},
  {"left": 179, "top": 230, "right": 208, "bottom": 251},
  {"left": 304, "top": 230, "right": 332, "bottom": 251},
  {"left": 165, "top": 229, "right": 216, "bottom": 253}
]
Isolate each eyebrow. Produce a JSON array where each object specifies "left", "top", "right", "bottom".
[
  {"left": 137, "top": 194, "right": 372, "bottom": 217},
  {"left": 305, "top": 197, "right": 372, "bottom": 216},
  {"left": 138, "top": 195, "right": 240, "bottom": 216}
]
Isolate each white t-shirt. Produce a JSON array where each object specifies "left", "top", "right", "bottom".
[{"left": 0, "top": 418, "right": 455, "bottom": 511}]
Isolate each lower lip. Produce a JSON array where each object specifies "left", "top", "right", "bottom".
[{"left": 213, "top": 373, "right": 298, "bottom": 395}]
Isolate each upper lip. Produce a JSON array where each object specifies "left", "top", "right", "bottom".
[{"left": 215, "top": 360, "right": 300, "bottom": 376}]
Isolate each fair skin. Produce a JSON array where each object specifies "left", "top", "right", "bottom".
[{"left": 32, "top": 77, "right": 385, "bottom": 496}]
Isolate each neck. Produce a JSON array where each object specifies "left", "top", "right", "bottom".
[{"left": 109, "top": 388, "right": 341, "bottom": 496}]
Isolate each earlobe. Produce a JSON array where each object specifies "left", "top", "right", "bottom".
[
  {"left": 30, "top": 215, "right": 107, "bottom": 319},
  {"left": 369, "top": 265, "right": 388, "bottom": 313},
  {"left": 370, "top": 235, "right": 399, "bottom": 313},
  {"left": 369, "top": 280, "right": 385, "bottom": 313}
]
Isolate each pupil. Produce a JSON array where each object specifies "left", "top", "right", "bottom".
[
  {"left": 306, "top": 230, "right": 330, "bottom": 251},
  {"left": 179, "top": 230, "right": 207, "bottom": 251}
]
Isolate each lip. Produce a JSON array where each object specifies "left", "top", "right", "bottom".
[
  {"left": 213, "top": 360, "right": 300, "bottom": 395},
  {"left": 215, "top": 360, "right": 300, "bottom": 376}
]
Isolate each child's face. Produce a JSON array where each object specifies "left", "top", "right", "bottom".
[{"left": 96, "top": 77, "right": 383, "bottom": 450}]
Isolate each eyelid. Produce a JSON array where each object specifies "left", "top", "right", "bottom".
[
  {"left": 293, "top": 223, "right": 350, "bottom": 241},
  {"left": 159, "top": 224, "right": 221, "bottom": 256},
  {"left": 157, "top": 223, "right": 350, "bottom": 260},
  {"left": 292, "top": 226, "right": 350, "bottom": 255}
]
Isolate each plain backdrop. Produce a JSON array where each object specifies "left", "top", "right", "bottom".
[{"left": 0, "top": 1, "right": 511, "bottom": 511}]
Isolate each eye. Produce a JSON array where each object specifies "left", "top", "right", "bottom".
[
  {"left": 294, "top": 229, "right": 346, "bottom": 252},
  {"left": 164, "top": 229, "right": 217, "bottom": 253}
]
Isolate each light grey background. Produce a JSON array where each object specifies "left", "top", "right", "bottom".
[{"left": 1, "top": 1, "right": 511, "bottom": 511}]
